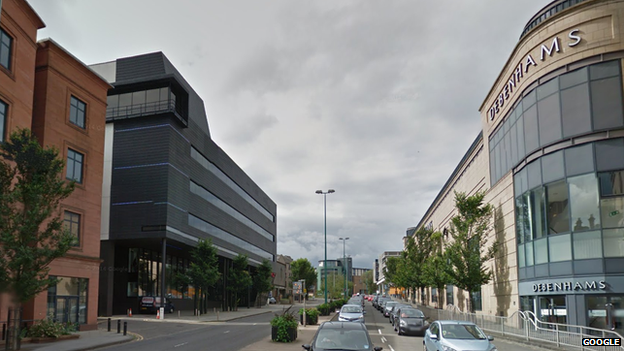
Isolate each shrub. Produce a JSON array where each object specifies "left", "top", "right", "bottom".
[
  {"left": 270, "top": 309, "right": 298, "bottom": 342},
  {"left": 25, "top": 319, "right": 76, "bottom": 338},
  {"left": 298, "top": 308, "right": 320, "bottom": 325},
  {"left": 317, "top": 303, "right": 331, "bottom": 316}
]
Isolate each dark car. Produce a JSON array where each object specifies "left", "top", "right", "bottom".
[
  {"left": 139, "top": 296, "right": 175, "bottom": 314},
  {"left": 303, "top": 321, "right": 383, "bottom": 351},
  {"left": 383, "top": 301, "right": 398, "bottom": 318},
  {"left": 395, "top": 308, "right": 428, "bottom": 336},
  {"left": 389, "top": 304, "right": 411, "bottom": 326},
  {"left": 378, "top": 298, "right": 391, "bottom": 312}
]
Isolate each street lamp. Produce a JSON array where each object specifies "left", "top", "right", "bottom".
[
  {"left": 316, "top": 189, "right": 335, "bottom": 305},
  {"left": 339, "top": 237, "right": 349, "bottom": 298}
]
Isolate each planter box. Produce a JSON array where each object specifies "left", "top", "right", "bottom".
[
  {"left": 300, "top": 314, "right": 318, "bottom": 325},
  {"left": 271, "top": 325, "right": 297, "bottom": 342}
]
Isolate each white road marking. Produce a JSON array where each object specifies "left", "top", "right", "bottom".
[
  {"left": 381, "top": 336, "right": 387, "bottom": 343},
  {"left": 174, "top": 342, "right": 188, "bottom": 348},
  {"left": 253, "top": 323, "right": 257, "bottom": 325},
  {"left": 388, "top": 345, "right": 395, "bottom": 351},
  {"left": 378, "top": 329, "right": 382, "bottom": 335},
  {"left": 224, "top": 330, "right": 230, "bottom": 334}
]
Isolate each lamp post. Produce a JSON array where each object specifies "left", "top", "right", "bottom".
[
  {"left": 339, "top": 237, "right": 349, "bottom": 298},
  {"left": 316, "top": 189, "right": 335, "bottom": 305}
]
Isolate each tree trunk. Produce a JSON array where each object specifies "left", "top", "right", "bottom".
[
  {"left": 7, "top": 305, "right": 22, "bottom": 350},
  {"left": 437, "top": 285, "right": 445, "bottom": 308},
  {"left": 468, "top": 291, "right": 474, "bottom": 313}
]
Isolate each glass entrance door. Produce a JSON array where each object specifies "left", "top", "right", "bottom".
[{"left": 539, "top": 295, "right": 567, "bottom": 325}]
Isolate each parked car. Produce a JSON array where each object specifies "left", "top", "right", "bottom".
[
  {"left": 389, "top": 304, "right": 411, "bottom": 326},
  {"left": 140, "top": 296, "right": 175, "bottom": 314},
  {"left": 302, "top": 321, "right": 383, "bottom": 351},
  {"left": 378, "top": 298, "right": 391, "bottom": 312},
  {"left": 424, "top": 320, "right": 497, "bottom": 351},
  {"left": 338, "top": 304, "right": 365, "bottom": 323},
  {"left": 394, "top": 308, "right": 428, "bottom": 336},
  {"left": 383, "top": 301, "right": 398, "bottom": 317},
  {"left": 268, "top": 297, "right": 277, "bottom": 304}
]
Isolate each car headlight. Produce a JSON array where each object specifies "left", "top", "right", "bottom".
[
  {"left": 490, "top": 348, "right": 497, "bottom": 351},
  {"left": 400, "top": 320, "right": 407, "bottom": 327},
  {"left": 424, "top": 320, "right": 429, "bottom": 326},
  {"left": 442, "top": 346, "right": 458, "bottom": 351}
]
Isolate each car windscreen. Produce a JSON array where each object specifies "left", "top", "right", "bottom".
[
  {"left": 441, "top": 324, "right": 487, "bottom": 340},
  {"left": 314, "top": 329, "right": 370, "bottom": 350},
  {"left": 400, "top": 309, "right": 424, "bottom": 318},
  {"left": 342, "top": 306, "right": 362, "bottom": 313}
]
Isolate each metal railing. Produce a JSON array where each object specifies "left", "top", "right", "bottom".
[
  {"left": 438, "top": 304, "right": 624, "bottom": 351},
  {"left": 106, "top": 100, "right": 187, "bottom": 122}
]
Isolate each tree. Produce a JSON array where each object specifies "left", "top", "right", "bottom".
[
  {"left": 227, "top": 254, "right": 252, "bottom": 311},
  {"left": 290, "top": 258, "right": 316, "bottom": 296},
  {"left": 383, "top": 256, "right": 400, "bottom": 287},
  {"left": 178, "top": 239, "right": 220, "bottom": 314},
  {"left": 0, "top": 129, "right": 76, "bottom": 350},
  {"left": 400, "top": 228, "right": 435, "bottom": 303},
  {"left": 252, "top": 259, "right": 273, "bottom": 307},
  {"left": 422, "top": 231, "right": 451, "bottom": 308},
  {"left": 445, "top": 191, "right": 498, "bottom": 312},
  {"left": 362, "top": 270, "right": 374, "bottom": 294}
]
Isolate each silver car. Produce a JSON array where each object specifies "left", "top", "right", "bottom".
[
  {"left": 338, "top": 304, "right": 365, "bottom": 323},
  {"left": 423, "top": 320, "right": 497, "bottom": 351}
]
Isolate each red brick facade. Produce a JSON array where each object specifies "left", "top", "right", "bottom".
[{"left": 1, "top": 0, "right": 109, "bottom": 331}]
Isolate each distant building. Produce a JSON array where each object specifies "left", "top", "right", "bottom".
[
  {"left": 375, "top": 251, "right": 401, "bottom": 294},
  {"left": 274, "top": 254, "right": 293, "bottom": 301}
]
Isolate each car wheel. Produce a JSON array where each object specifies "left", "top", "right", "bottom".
[
  {"left": 397, "top": 327, "right": 402, "bottom": 336},
  {"left": 423, "top": 342, "right": 427, "bottom": 351},
  {"left": 170, "top": 307, "right": 174, "bottom": 314}
]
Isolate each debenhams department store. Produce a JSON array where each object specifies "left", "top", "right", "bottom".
[
  {"left": 486, "top": 0, "right": 624, "bottom": 332},
  {"left": 419, "top": 0, "right": 624, "bottom": 334}
]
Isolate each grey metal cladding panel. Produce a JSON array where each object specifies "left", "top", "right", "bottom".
[
  {"left": 549, "top": 262, "right": 573, "bottom": 276},
  {"left": 187, "top": 195, "right": 274, "bottom": 253},
  {"left": 112, "top": 126, "right": 170, "bottom": 167},
  {"left": 188, "top": 163, "right": 275, "bottom": 233},
  {"left": 111, "top": 166, "right": 169, "bottom": 203},
  {"left": 167, "top": 167, "right": 190, "bottom": 211},
  {"left": 109, "top": 203, "right": 167, "bottom": 240},
  {"left": 535, "top": 264, "right": 549, "bottom": 277},
  {"left": 202, "top": 139, "right": 276, "bottom": 213},
  {"left": 573, "top": 259, "right": 604, "bottom": 274},
  {"left": 115, "top": 53, "right": 166, "bottom": 83},
  {"left": 605, "top": 258, "right": 624, "bottom": 273}
]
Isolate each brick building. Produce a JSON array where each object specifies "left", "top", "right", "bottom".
[{"left": 0, "top": 0, "right": 109, "bottom": 330}]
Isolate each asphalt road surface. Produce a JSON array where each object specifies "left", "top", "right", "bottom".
[{"left": 98, "top": 313, "right": 272, "bottom": 351}]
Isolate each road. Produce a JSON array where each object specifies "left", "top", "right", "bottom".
[
  {"left": 363, "top": 299, "right": 549, "bottom": 351},
  {"left": 99, "top": 313, "right": 273, "bottom": 351}
]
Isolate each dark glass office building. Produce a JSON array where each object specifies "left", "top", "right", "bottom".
[{"left": 91, "top": 52, "right": 277, "bottom": 316}]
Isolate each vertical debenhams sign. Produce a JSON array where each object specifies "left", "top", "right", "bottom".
[{"left": 488, "top": 29, "right": 583, "bottom": 122}]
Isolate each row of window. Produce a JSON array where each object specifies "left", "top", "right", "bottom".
[
  {"left": 490, "top": 60, "right": 623, "bottom": 185},
  {"left": 190, "top": 181, "right": 274, "bottom": 241},
  {"left": 190, "top": 147, "right": 274, "bottom": 222},
  {"left": 519, "top": 0, "right": 587, "bottom": 39},
  {"left": 106, "top": 87, "right": 177, "bottom": 119},
  {"left": 0, "top": 28, "right": 11, "bottom": 71},
  {"left": 47, "top": 276, "right": 88, "bottom": 325}
]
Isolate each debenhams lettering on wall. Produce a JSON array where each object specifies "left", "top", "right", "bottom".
[
  {"left": 533, "top": 280, "right": 606, "bottom": 293},
  {"left": 488, "top": 29, "right": 582, "bottom": 122}
]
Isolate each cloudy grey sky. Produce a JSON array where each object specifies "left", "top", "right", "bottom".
[{"left": 28, "top": 0, "right": 547, "bottom": 269}]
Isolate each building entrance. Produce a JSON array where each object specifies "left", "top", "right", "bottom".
[
  {"left": 587, "top": 295, "right": 623, "bottom": 334},
  {"left": 538, "top": 295, "right": 567, "bottom": 325}
]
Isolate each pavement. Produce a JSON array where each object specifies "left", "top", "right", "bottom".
[
  {"left": 12, "top": 299, "right": 571, "bottom": 351},
  {"left": 15, "top": 302, "right": 292, "bottom": 351}
]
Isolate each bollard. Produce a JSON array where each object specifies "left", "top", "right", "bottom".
[
  {"left": 217, "top": 311, "right": 220, "bottom": 321},
  {"left": 178, "top": 310, "right": 180, "bottom": 318},
  {"left": 107, "top": 318, "right": 111, "bottom": 332},
  {"left": 2, "top": 323, "right": 6, "bottom": 341},
  {"left": 123, "top": 322, "right": 127, "bottom": 336},
  {"left": 117, "top": 319, "right": 121, "bottom": 334}
]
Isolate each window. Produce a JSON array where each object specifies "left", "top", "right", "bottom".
[
  {"left": 66, "top": 149, "right": 84, "bottom": 183},
  {"left": 599, "top": 170, "right": 624, "bottom": 197},
  {"left": 549, "top": 234, "right": 572, "bottom": 262},
  {"left": 63, "top": 211, "right": 81, "bottom": 247},
  {"left": 69, "top": 96, "right": 86, "bottom": 128},
  {"left": 573, "top": 231, "right": 602, "bottom": 259},
  {"left": 471, "top": 289, "right": 482, "bottom": 311},
  {"left": 569, "top": 174, "right": 600, "bottom": 231},
  {"left": 47, "top": 276, "right": 88, "bottom": 324},
  {"left": 603, "top": 229, "right": 624, "bottom": 257},
  {"left": 0, "top": 28, "right": 12, "bottom": 70},
  {"left": 446, "top": 285, "right": 454, "bottom": 305},
  {"left": 546, "top": 181, "right": 570, "bottom": 234},
  {"left": 0, "top": 100, "right": 7, "bottom": 143}
]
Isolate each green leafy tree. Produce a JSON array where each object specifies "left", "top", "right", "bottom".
[
  {"left": 253, "top": 259, "right": 273, "bottom": 307},
  {"left": 422, "top": 231, "right": 451, "bottom": 307},
  {"left": 444, "top": 191, "right": 498, "bottom": 312},
  {"left": 290, "top": 258, "right": 316, "bottom": 296},
  {"left": 0, "top": 129, "right": 76, "bottom": 350},
  {"left": 362, "top": 270, "right": 374, "bottom": 294},
  {"left": 227, "top": 254, "right": 252, "bottom": 311},
  {"left": 383, "top": 256, "right": 400, "bottom": 287},
  {"left": 178, "top": 239, "right": 220, "bottom": 314},
  {"left": 400, "top": 228, "right": 435, "bottom": 303}
]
